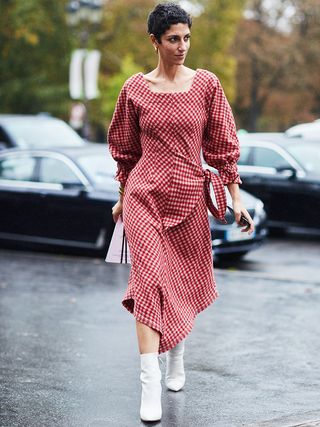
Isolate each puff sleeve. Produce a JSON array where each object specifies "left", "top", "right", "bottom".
[
  {"left": 107, "top": 80, "right": 142, "bottom": 187},
  {"left": 202, "top": 74, "right": 242, "bottom": 185}
]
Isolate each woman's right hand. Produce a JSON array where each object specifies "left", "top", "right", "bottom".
[{"left": 112, "top": 199, "right": 123, "bottom": 223}]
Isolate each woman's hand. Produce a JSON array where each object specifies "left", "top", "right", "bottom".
[
  {"left": 232, "top": 199, "right": 255, "bottom": 235},
  {"left": 112, "top": 199, "right": 123, "bottom": 223},
  {"left": 226, "top": 183, "right": 254, "bottom": 235}
]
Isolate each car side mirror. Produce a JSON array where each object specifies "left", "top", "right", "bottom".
[{"left": 276, "top": 165, "right": 297, "bottom": 179}]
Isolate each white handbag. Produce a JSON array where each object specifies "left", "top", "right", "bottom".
[{"left": 105, "top": 216, "right": 131, "bottom": 264}]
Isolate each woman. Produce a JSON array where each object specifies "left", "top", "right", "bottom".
[{"left": 107, "top": 2, "right": 254, "bottom": 422}]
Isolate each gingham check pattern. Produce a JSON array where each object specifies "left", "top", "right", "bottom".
[{"left": 107, "top": 69, "right": 242, "bottom": 353}]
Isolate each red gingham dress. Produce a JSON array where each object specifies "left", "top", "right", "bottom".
[{"left": 107, "top": 68, "right": 242, "bottom": 354}]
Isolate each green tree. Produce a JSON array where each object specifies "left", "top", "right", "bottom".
[
  {"left": 187, "top": 0, "right": 245, "bottom": 102},
  {"left": 96, "top": 0, "right": 156, "bottom": 76},
  {"left": 91, "top": 54, "right": 141, "bottom": 134},
  {"left": 0, "top": 0, "right": 72, "bottom": 117}
]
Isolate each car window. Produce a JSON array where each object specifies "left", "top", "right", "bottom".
[
  {"left": 253, "top": 147, "right": 291, "bottom": 169},
  {"left": 286, "top": 142, "right": 320, "bottom": 173},
  {"left": 76, "top": 153, "right": 119, "bottom": 191},
  {"left": 39, "top": 157, "right": 81, "bottom": 185},
  {"left": 78, "top": 154, "right": 115, "bottom": 183},
  {"left": 0, "top": 155, "right": 36, "bottom": 181},
  {"left": 238, "top": 146, "right": 251, "bottom": 165}
]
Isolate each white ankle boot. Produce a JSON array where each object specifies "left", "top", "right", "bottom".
[
  {"left": 140, "top": 352, "right": 162, "bottom": 421},
  {"left": 165, "top": 339, "right": 186, "bottom": 391}
]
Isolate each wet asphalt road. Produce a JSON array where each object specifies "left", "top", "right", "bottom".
[{"left": 0, "top": 235, "right": 320, "bottom": 427}]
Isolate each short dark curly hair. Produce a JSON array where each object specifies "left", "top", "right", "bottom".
[{"left": 147, "top": 2, "right": 192, "bottom": 43}]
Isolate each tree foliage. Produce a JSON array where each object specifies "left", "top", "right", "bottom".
[
  {"left": 233, "top": 16, "right": 293, "bottom": 131},
  {"left": 2, "top": 0, "right": 320, "bottom": 135},
  {"left": 187, "top": 0, "right": 245, "bottom": 101},
  {"left": 290, "top": 0, "right": 320, "bottom": 117},
  {"left": 233, "top": 0, "right": 320, "bottom": 131},
  {"left": 0, "top": 0, "right": 247, "bottom": 136},
  {"left": 95, "top": 0, "right": 156, "bottom": 78},
  {"left": 0, "top": 0, "right": 72, "bottom": 117},
  {"left": 100, "top": 55, "right": 141, "bottom": 119}
]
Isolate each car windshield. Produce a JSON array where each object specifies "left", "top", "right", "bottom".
[
  {"left": 286, "top": 142, "right": 320, "bottom": 174},
  {"left": 4, "top": 119, "right": 85, "bottom": 148},
  {"left": 77, "top": 154, "right": 118, "bottom": 189}
]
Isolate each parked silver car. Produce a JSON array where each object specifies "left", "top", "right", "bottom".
[{"left": 0, "top": 114, "right": 86, "bottom": 151}]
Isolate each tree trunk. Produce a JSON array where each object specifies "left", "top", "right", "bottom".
[{"left": 249, "top": 56, "right": 260, "bottom": 131}]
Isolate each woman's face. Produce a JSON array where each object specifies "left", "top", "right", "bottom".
[{"left": 156, "top": 23, "right": 191, "bottom": 65}]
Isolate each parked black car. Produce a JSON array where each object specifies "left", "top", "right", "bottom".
[
  {"left": 0, "top": 146, "right": 267, "bottom": 259},
  {"left": 237, "top": 134, "right": 320, "bottom": 234},
  {"left": 0, "top": 145, "right": 117, "bottom": 254},
  {"left": 0, "top": 114, "right": 86, "bottom": 151}
]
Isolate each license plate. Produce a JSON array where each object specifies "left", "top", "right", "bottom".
[{"left": 226, "top": 227, "right": 255, "bottom": 242}]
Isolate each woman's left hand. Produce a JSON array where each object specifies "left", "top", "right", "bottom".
[{"left": 232, "top": 199, "right": 255, "bottom": 235}]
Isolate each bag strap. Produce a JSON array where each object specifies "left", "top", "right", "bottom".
[
  {"left": 121, "top": 226, "right": 128, "bottom": 264},
  {"left": 121, "top": 226, "right": 125, "bottom": 263}
]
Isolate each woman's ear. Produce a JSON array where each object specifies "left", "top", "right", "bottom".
[{"left": 150, "top": 34, "right": 158, "bottom": 51}]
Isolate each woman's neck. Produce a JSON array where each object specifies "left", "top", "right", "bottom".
[{"left": 154, "top": 60, "right": 185, "bottom": 82}]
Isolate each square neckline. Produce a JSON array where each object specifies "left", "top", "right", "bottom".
[{"left": 140, "top": 69, "right": 200, "bottom": 95}]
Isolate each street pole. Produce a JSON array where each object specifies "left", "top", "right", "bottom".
[
  {"left": 66, "top": 0, "right": 103, "bottom": 140},
  {"left": 80, "top": 28, "right": 90, "bottom": 140}
]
